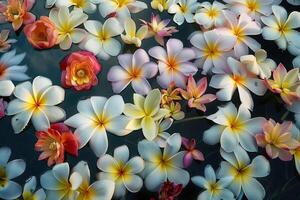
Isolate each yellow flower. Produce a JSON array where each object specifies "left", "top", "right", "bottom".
[{"left": 121, "top": 18, "right": 148, "bottom": 47}]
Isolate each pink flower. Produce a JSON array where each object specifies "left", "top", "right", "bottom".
[
  {"left": 60, "top": 51, "right": 101, "bottom": 91},
  {"left": 264, "top": 63, "right": 300, "bottom": 106},
  {"left": 158, "top": 180, "right": 183, "bottom": 200},
  {"left": 179, "top": 75, "right": 216, "bottom": 111},
  {"left": 35, "top": 123, "right": 79, "bottom": 166},
  {"left": 182, "top": 137, "right": 204, "bottom": 168},
  {"left": 0, "top": 0, "right": 36, "bottom": 31},
  {"left": 24, "top": 16, "right": 58, "bottom": 49},
  {"left": 0, "top": 98, "right": 7, "bottom": 119},
  {"left": 255, "top": 119, "right": 300, "bottom": 161}
]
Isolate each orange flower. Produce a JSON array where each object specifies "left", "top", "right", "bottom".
[
  {"left": 23, "top": 16, "right": 58, "bottom": 49},
  {"left": 0, "top": 0, "right": 36, "bottom": 31},
  {"left": 179, "top": 75, "right": 216, "bottom": 111},
  {"left": 35, "top": 123, "right": 79, "bottom": 166},
  {"left": 60, "top": 51, "right": 101, "bottom": 91}
]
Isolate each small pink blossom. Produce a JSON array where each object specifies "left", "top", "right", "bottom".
[{"left": 182, "top": 137, "right": 204, "bottom": 168}]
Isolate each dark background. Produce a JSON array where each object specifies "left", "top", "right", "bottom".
[{"left": 0, "top": 1, "right": 300, "bottom": 199}]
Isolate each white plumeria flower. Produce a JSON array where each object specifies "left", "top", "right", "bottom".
[
  {"left": 218, "top": 146, "right": 270, "bottom": 200},
  {"left": 124, "top": 89, "right": 169, "bottom": 141},
  {"left": 168, "top": 0, "right": 200, "bottom": 25},
  {"left": 287, "top": 0, "right": 300, "bottom": 5},
  {"left": 223, "top": 0, "right": 274, "bottom": 21},
  {"left": 49, "top": 7, "right": 88, "bottom": 50},
  {"left": 261, "top": 5, "right": 300, "bottom": 50},
  {"left": 65, "top": 95, "right": 132, "bottom": 157},
  {"left": 0, "top": 80, "right": 14, "bottom": 97},
  {"left": 121, "top": 18, "right": 148, "bottom": 47},
  {"left": 0, "top": 147, "right": 26, "bottom": 200},
  {"left": 288, "top": 43, "right": 300, "bottom": 68},
  {"left": 55, "top": 0, "right": 102, "bottom": 13},
  {"left": 209, "top": 57, "right": 267, "bottom": 110},
  {"left": 190, "top": 30, "right": 235, "bottom": 75},
  {"left": 153, "top": 118, "right": 173, "bottom": 148},
  {"left": 73, "top": 161, "right": 115, "bottom": 200},
  {"left": 192, "top": 165, "right": 234, "bottom": 200},
  {"left": 0, "top": 49, "right": 29, "bottom": 81},
  {"left": 99, "top": 0, "right": 147, "bottom": 21},
  {"left": 204, "top": 102, "right": 266, "bottom": 152},
  {"left": 97, "top": 145, "right": 144, "bottom": 198},
  {"left": 218, "top": 11, "right": 262, "bottom": 57},
  {"left": 6, "top": 76, "right": 66, "bottom": 134},
  {"left": 151, "top": 0, "right": 175, "bottom": 12},
  {"left": 240, "top": 49, "right": 277, "bottom": 79},
  {"left": 138, "top": 133, "right": 190, "bottom": 191},
  {"left": 46, "top": 0, "right": 57, "bottom": 8},
  {"left": 107, "top": 49, "right": 158, "bottom": 95},
  {"left": 22, "top": 176, "right": 46, "bottom": 200},
  {"left": 40, "top": 163, "right": 83, "bottom": 200},
  {"left": 194, "top": 1, "right": 227, "bottom": 29},
  {"left": 149, "top": 38, "right": 197, "bottom": 89},
  {"left": 81, "top": 18, "right": 124, "bottom": 60}
]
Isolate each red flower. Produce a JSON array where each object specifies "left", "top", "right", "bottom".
[
  {"left": 60, "top": 51, "right": 101, "bottom": 91},
  {"left": 0, "top": 98, "right": 7, "bottom": 119},
  {"left": 158, "top": 180, "right": 183, "bottom": 200},
  {"left": 182, "top": 137, "right": 204, "bottom": 168},
  {"left": 35, "top": 123, "right": 79, "bottom": 166}
]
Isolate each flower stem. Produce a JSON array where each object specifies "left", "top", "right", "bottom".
[
  {"left": 174, "top": 116, "right": 207, "bottom": 124},
  {"left": 281, "top": 110, "right": 290, "bottom": 121}
]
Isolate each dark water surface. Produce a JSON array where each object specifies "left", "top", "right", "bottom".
[{"left": 0, "top": 1, "right": 300, "bottom": 199}]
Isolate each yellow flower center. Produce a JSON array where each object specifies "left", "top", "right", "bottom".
[
  {"left": 23, "top": 191, "right": 37, "bottom": 200},
  {"left": 76, "top": 69, "right": 87, "bottom": 78},
  {"left": 0, "top": 167, "right": 7, "bottom": 188},
  {"left": 49, "top": 141, "right": 59, "bottom": 151},
  {"left": 71, "top": 0, "right": 86, "bottom": 7},
  {"left": 129, "top": 67, "right": 142, "bottom": 80},
  {"left": 232, "top": 26, "right": 244, "bottom": 42},
  {"left": 113, "top": 0, "right": 133, "bottom": 8},
  {"left": 231, "top": 74, "right": 245, "bottom": 85},
  {"left": 207, "top": 8, "right": 218, "bottom": 18},
  {"left": 246, "top": 0, "right": 260, "bottom": 12},
  {"left": 204, "top": 42, "right": 220, "bottom": 59},
  {"left": 180, "top": 4, "right": 188, "bottom": 13},
  {"left": 228, "top": 117, "right": 244, "bottom": 133},
  {"left": 166, "top": 56, "right": 179, "bottom": 72},
  {"left": 209, "top": 183, "right": 220, "bottom": 195},
  {"left": 277, "top": 23, "right": 289, "bottom": 35},
  {"left": 231, "top": 166, "right": 252, "bottom": 180}
]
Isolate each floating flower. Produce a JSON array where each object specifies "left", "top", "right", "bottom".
[
  {"left": 24, "top": 16, "right": 58, "bottom": 49},
  {"left": 179, "top": 75, "right": 216, "bottom": 111},
  {"left": 140, "top": 14, "right": 178, "bottom": 46},
  {"left": 192, "top": 165, "right": 234, "bottom": 200},
  {"left": 149, "top": 38, "right": 197, "bottom": 89},
  {"left": 35, "top": 123, "right": 79, "bottom": 166},
  {"left": 121, "top": 18, "right": 148, "bottom": 47},
  {"left": 182, "top": 137, "right": 204, "bottom": 168},
  {"left": 22, "top": 176, "right": 46, "bottom": 200},
  {"left": 161, "top": 82, "right": 181, "bottom": 105},
  {"left": 261, "top": 5, "right": 300, "bottom": 50},
  {"left": 138, "top": 133, "right": 190, "bottom": 191},
  {"left": 49, "top": 7, "right": 88, "bottom": 50},
  {"left": 60, "top": 51, "right": 101, "bottom": 91},
  {"left": 0, "top": 98, "right": 7, "bottom": 119},
  {"left": 107, "top": 49, "right": 158, "bottom": 95},
  {"left": 190, "top": 30, "right": 235, "bottom": 74},
  {"left": 163, "top": 101, "right": 185, "bottom": 120},
  {"left": 55, "top": 0, "right": 101, "bottom": 13},
  {"left": 0, "top": 49, "right": 29, "bottom": 81},
  {"left": 73, "top": 161, "right": 115, "bottom": 200},
  {"left": 210, "top": 57, "right": 267, "bottom": 110},
  {"left": 204, "top": 102, "right": 266, "bottom": 152},
  {"left": 40, "top": 162, "right": 82, "bottom": 200},
  {"left": 0, "top": 146, "right": 26, "bottom": 200},
  {"left": 264, "top": 63, "right": 300, "bottom": 106},
  {"left": 240, "top": 49, "right": 277, "bottom": 79},
  {"left": 81, "top": 18, "right": 123, "bottom": 60},
  {"left": 218, "top": 11, "right": 261, "bottom": 57},
  {"left": 157, "top": 180, "right": 183, "bottom": 200},
  {"left": 287, "top": 0, "right": 300, "bottom": 5},
  {"left": 224, "top": 0, "right": 274, "bottom": 21},
  {"left": 0, "top": 30, "right": 16, "bottom": 52},
  {"left": 0, "top": 0, "right": 36, "bottom": 31},
  {"left": 6, "top": 76, "right": 66, "bottom": 133},
  {"left": 151, "top": 0, "right": 173, "bottom": 12},
  {"left": 98, "top": 0, "right": 147, "bottom": 19},
  {"left": 97, "top": 145, "right": 144, "bottom": 198},
  {"left": 193, "top": 1, "right": 226, "bottom": 29},
  {"left": 255, "top": 119, "right": 299, "bottom": 161},
  {"left": 218, "top": 146, "right": 270, "bottom": 200},
  {"left": 168, "top": 0, "right": 200, "bottom": 25},
  {"left": 0, "top": 80, "right": 14, "bottom": 97},
  {"left": 124, "top": 89, "right": 169, "bottom": 140},
  {"left": 65, "top": 95, "right": 131, "bottom": 157},
  {"left": 153, "top": 118, "right": 173, "bottom": 148}
]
